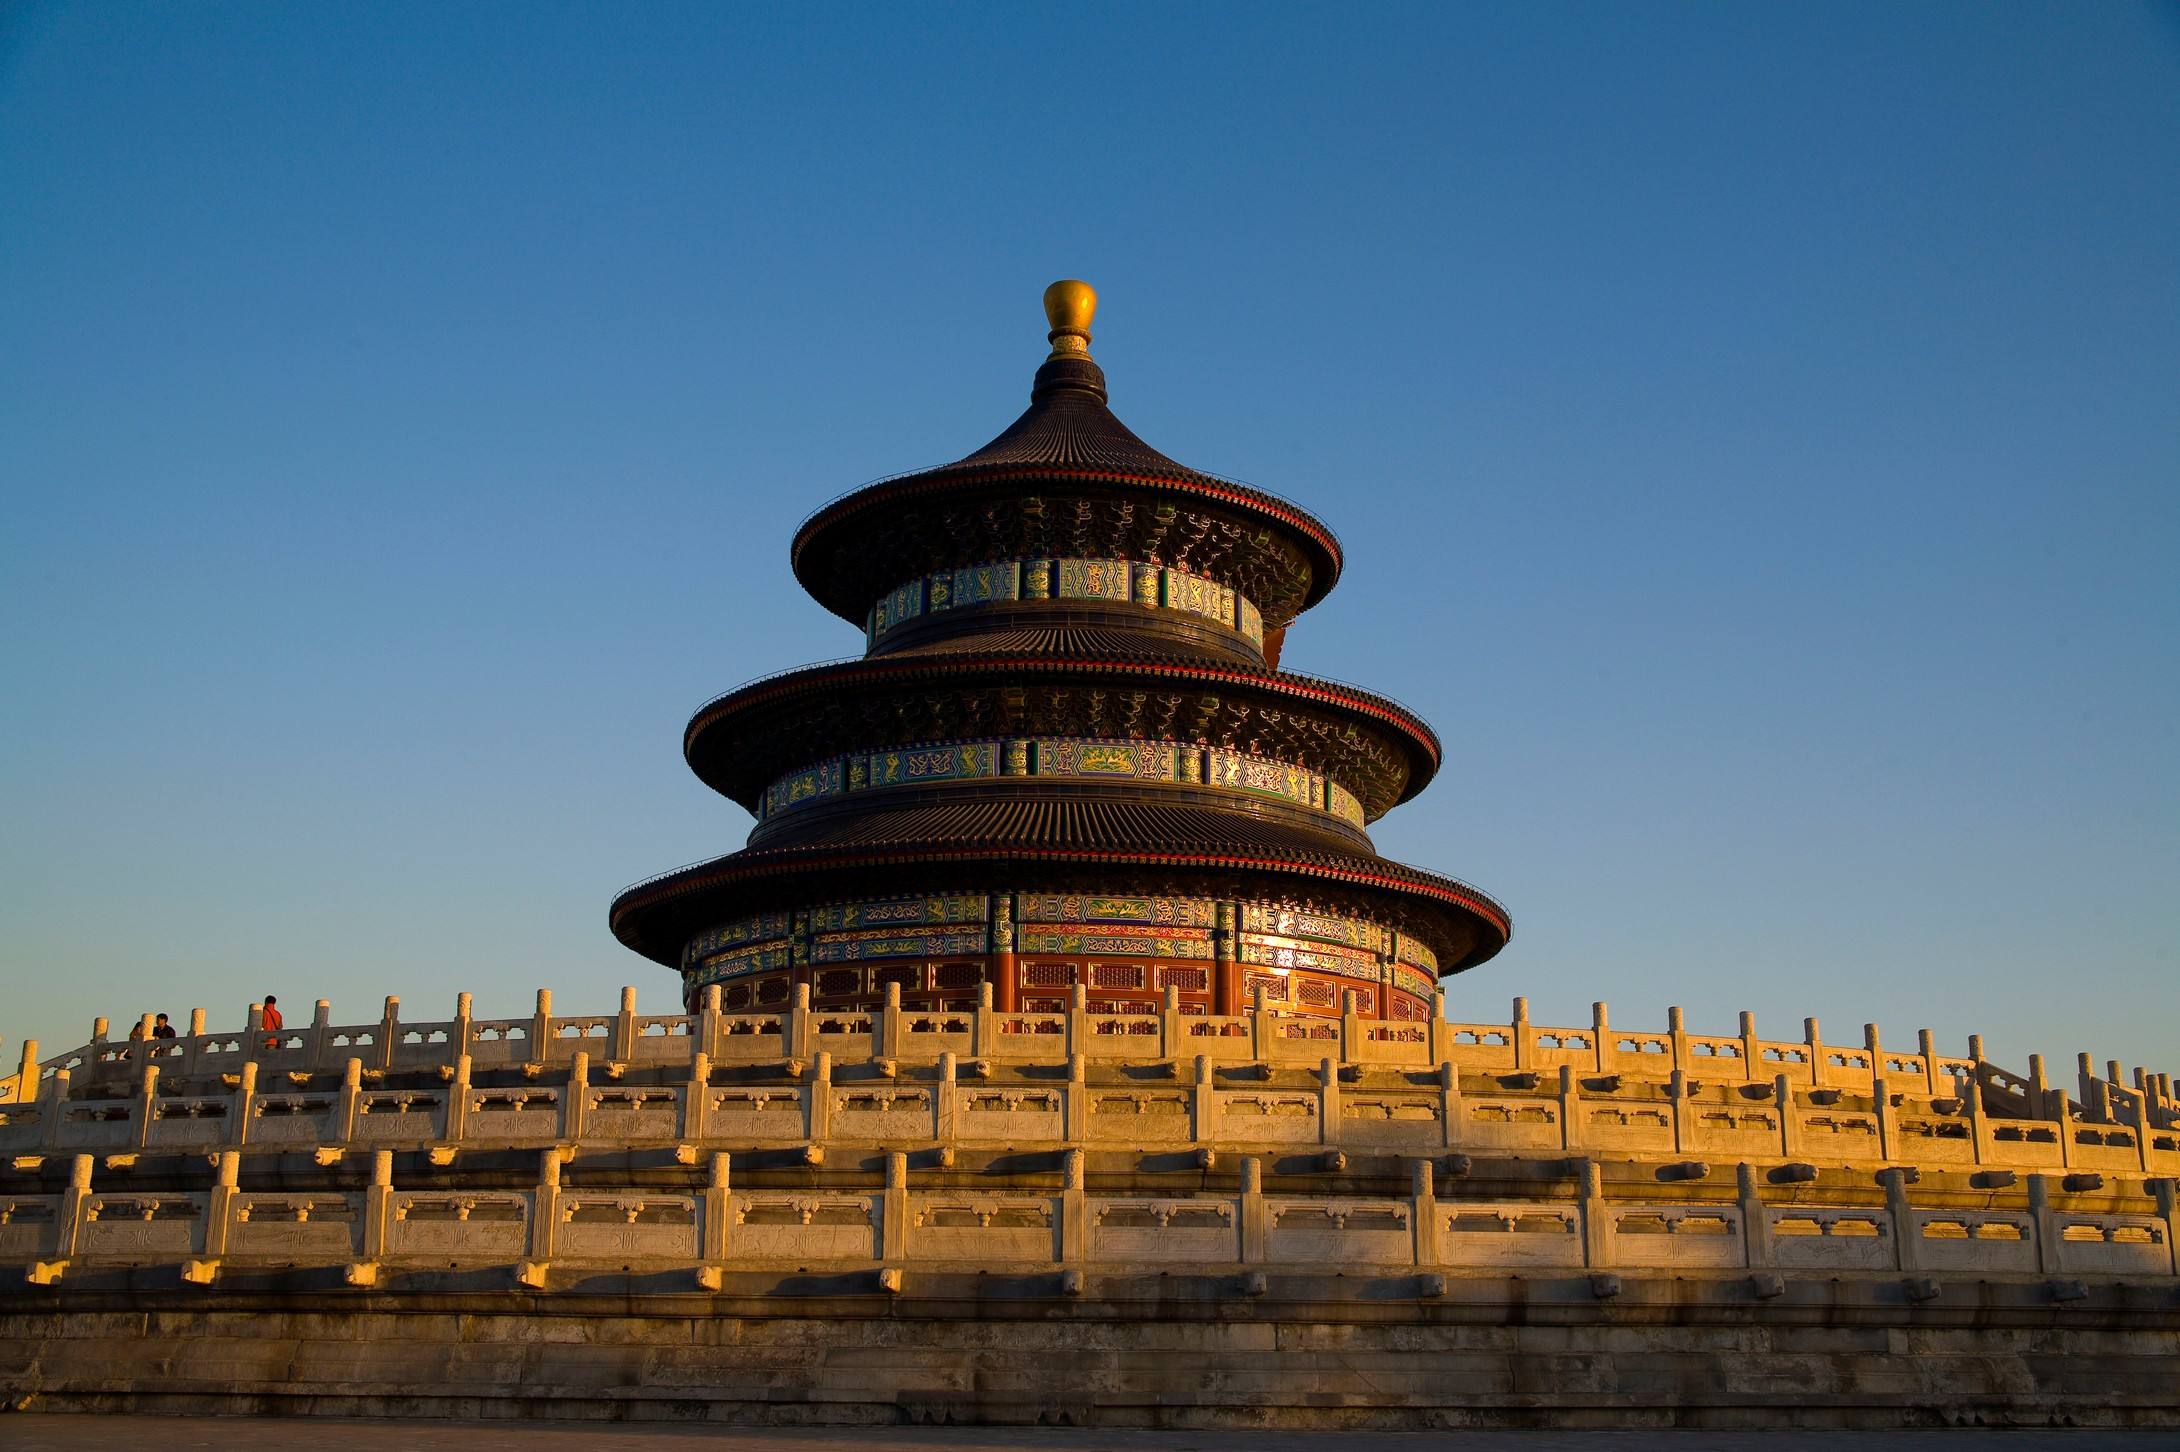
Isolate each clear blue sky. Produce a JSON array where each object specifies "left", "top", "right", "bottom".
[{"left": 3, "top": 3, "right": 2175, "bottom": 1078}]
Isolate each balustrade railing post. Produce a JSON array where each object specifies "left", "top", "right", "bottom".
[
  {"left": 1065, "top": 1053, "right": 1087, "bottom": 1141},
  {"left": 702, "top": 1151, "right": 732, "bottom": 1265},
  {"left": 1872, "top": 1076, "right": 1895, "bottom": 1162},
  {"left": 698, "top": 984, "right": 720, "bottom": 1063},
  {"left": 1440, "top": 1061, "right": 1462, "bottom": 1149},
  {"left": 10, "top": 1039, "right": 36, "bottom": 1105},
  {"left": 1864, "top": 1023, "right": 1884, "bottom": 1093},
  {"left": 242, "top": 1006, "right": 261, "bottom": 1067},
  {"left": 972, "top": 981, "right": 993, "bottom": 1059},
  {"left": 935, "top": 1051, "right": 958, "bottom": 1146},
  {"left": 230, "top": 1061, "right": 257, "bottom": 1149},
  {"left": 789, "top": 982, "right": 813, "bottom": 1062},
  {"left": 808, "top": 1052, "right": 832, "bottom": 1143},
  {"left": 532, "top": 989, "right": 555, "bottom": 1065},
  {"left": 1511, "top": 996, "right": 1533, "bottom": 1071},
  {"left": 1740, "top": 1012, "right": 1761, "bottom": 1083},
  {"left": 1738, "top": 1162, "right": 1771, "bottom": 1269},
  {"left": 335, "top": 1057, "right": 363, "bottom": 1142},
  {"left": 361, "top": 1149, "right": 393, "bottom": 1263},
  {"left": 447, "top": 1054, "right": 472, "bottom": 1143},
  {"left": 1429, "top": 987, "right": 1449, "bottom": 1066},
  {"left": 1060, "top": 1147, "right": 1085, "bottom": 1266},
  {"left": 1318, "top": 1056, "right": 1340, "bottom": 1144},
  {"left": 614, "top": 986, "right": 638, "bottom": 1063},
  {"left": 1576, "top": 1159, "right": 1611, "bottom": 1269},
  {"left": 1410, "top": 1158, "right": 1437, "bottom": 1267},
  {"left": 684, "top": 1052, "right": 710, "bottom": 1143},
  {"left": 1191, "top": 1054, "right": 1214, "bottom": 1143},
  {"left": 881, "top": 1151, "right": 908, "bottom": 1262},
  {"left": 1239, "top": 1156, "right": 1265, "bottom": 1262},
  {"left": 307, "top": 1000, "right": 333, "bottom": 1070},
  {"left": 1667, "top": 1006, "right": 1688, "bottom": 1076},
  {"left": 1775, "top": 1073, "right": 1799, "bottom": 1159},
  {"left": 2027, "top": 1173, "right": 2058, "bottom": 1274},
  {"left": 2153, "top": 1178, "right": 2180, "bottom": 1278},
  {"left": 880, "top": 982, "right": 904, "bottom": 1059},
  {"left": 1805, "top": 1017, "right": 1825, "bottom": 1088},
  {"left": 183, "top": 1011, "right": 207, "bottom": 1077},
  {"left": 453, "top": 993, "right": 475, "bottom": 1066},
  {"left": 563, "top": 1052, "right": 589, "bottom": 1141},
  {"left": 203, "top": 1150, "right": 240, "bottom": 1260},
  {"left": 1066, "top": 984, "right": 1087, "bottom": 1059},
  {"left": 1558, "top": 1064, "right": 1580, "bottom": 1152},
  {"left": 530, "top": 1149, "right": 561, "bottom": 1262},
  {"left": 377, "top": 997, "right": 400, "bottom": 1072},
  {"left": 1919, "top": 1030, "right": 1941, "bottom": 1096},
  {"left": 58, "top": 1153, "right": 94, "bottom": 1260},
  {"left": 1966, "top": 1075, "right": 1990, "bottom": 1165},
  {"left": 1878, "top": 1166, "right": 1916, "bottom": 1271},
  {"left": 133, "top": 1062, "right": 159, "bottom": 1150},
  {"left": 1667, "top": 1069, "right": 1688, "bottom": 1155},
  {"left": 1250, "top": 986, "right": 1273, "bottom": 1064},
  {"left": 1592, "top": 1001, "right": 1612, "bottom": 1074},
  {"left": 40, "top": 1068, "right": 72, "bottom": 1148},
  {"left": 1163, "top": 986, "right": 1182, "bottom": 1064}
]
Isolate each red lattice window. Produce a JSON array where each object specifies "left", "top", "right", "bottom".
[
  {"left": 1244, "top": 973, "right": 1288, "bottom": 1003},
  {"left": 1180, "top": 1002, "right": 1207, "bottom": 1016},
  {"left": 1349, "top": 987, "right": 1375, "bottom": 1015},
  {"left": 1025, "top": 998, "right": 1068, "bottom": 1014},
  {"left": 756, "top": 976, "right": 791, "bottom": 1005},
  {"left": 1118, "top": 999, "right": 1156, "bottom": 1015},
  {"left": 1158, "top": 966, "right": 1208, "bottom": 993},
  {"left": 1296, "top": 978, "right": 1337, "bottom": 1008},
  {"left": 722, "top": 983, "right": 752, "bottom": 1010},
  {"left": 816, "top": 969, "right": 862, "bottom": 998},
  {"left": 934, "top": 962, "right": 985, "bottom": 991},
  {"left": 1091, "top": 963, "right": 1144, "bottom": 990},
  {"left": 875, "top": 965, "right": 921, "bottom": 990},
  {"left": 1022, "top": 962, "right": 1074, "bottom": 988}
]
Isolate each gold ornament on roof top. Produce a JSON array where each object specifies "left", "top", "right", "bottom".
[{"left": 1043, "top": 278, "right": 1097, "bottom": 358}]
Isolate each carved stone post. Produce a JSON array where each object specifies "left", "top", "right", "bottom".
[
  {"left": 530, "top": 1148, "right": 561, "bottom": 1262},
  {"left": 698, "top": 983, "right": 721, "bottom": 1064},
  {"left": 1591, "top": 1001, "right": 1612, "bottom": 1074},
  {"left": 531, "top": 989, "right": 554, "bottom": 1065},
  {"left": 881, "top": 981, "right": 904, "bottom": 1059},
  {"left": 1740, "top": 1012, "right": 1761, "bottom": 1083},
  {"left": 1191, "top": 1055, "right": 1215, "bottom": 1143},
  {"left": 133, "top": 1062, "right": 159, "bottom": 1150},
  {"left": 1441, "top": 1061, "right": 1463, "bottom": 1149},
  {"left": 377, "top": 997, "right": 400, "bottom": 1072},
  {"left": 307, "top": 999, "right": 332, "bottom": 1069},
  {"left": 614, "top": 986, "right": 639, "bottom": 1064},
  {"left": 1576, "top": 1159, "right": 1611, "bottom": 1269},
  {"left": 808, "top": 1051, "right": 832, "bottom": 1143},
  {"left": 1805, "top": 1017, "right": 1825, "bottom": 1088},
  {"left": 2027, "top": 1174, "right": 2059, "bottom": 1274},
  {"left": 58, "top": 1153, "right": 95, "bottom": 1259},
  {"left": 1738, "top": 1162, "right": 1770, "bottom": 1270},
  {"left": 1060, "top": 1147, "right": 1086, "bottom": 1265},
  {"left": 788, "top": 982, "right": 812, "bottom": 1063},
  {"left": 335, "top": 1057, "right": 363, "bottom": 1142},
  {"left": 1410, "top": 1158, "right": 1437, "bottom": 1267},
  {"left": 362, "top": 1149, "right": 393, "bottom": 1262},
  {"left": 203, "top": 1150, "right": 240, "bottom": 1259},
  {"left": 1775, "top": 1073, "right": 1799, "bottom": 1159},
  {"left": 881, "top": 1151, "right": 908, "bottom": 1263},
  {"left": 1873, "top": 1076, "right": 1895, "bottom": 1163},
  {"left": 1667, "top": 1006, "right": 1689, "bottom": 1076},
  {"left": 1065, "top": 1054, "right": 1087, "bottom": 1142},
  {"left": 453, "top": 992, "right": 475, "bottom": 1065},
  {"left": 702, "top": 1151, "right": 732, "bottom": 1265},
  {"left": 1239, "top": 1155, "right": 1266, "bottom": 1262},
  {"left": 683, "top": 1052, "right": 710, "bottom": 1143},
  {"left": 1558, "top": 1064, "right": 1581, "bottom": 1152},
  {"left": 936, "top": 1051, "right": 959, "bottom": 1147},
  {"left": 230, "top": 1061, "right": 257, "bottom": 1149},
  {"left": 563, "top": 1051, "right": 589, "bottom": 1141},
  {"left": 446, "top": 1054, "right": 472, "bottom": 1144},
  {"left": 1318, "top": 1057, "right": 1340, "bottom": 1145},
  {"left": 1164, "top": 985, "right": 1184, "bottom": 1065},
  {"left": 1880, "top": 1166, "right": 1917, "bottom": 1271},
  {"left": 1341, "top": 991, "right": 1362, "bottom": 1065},
  {"left": 1512, "top": 996, "right": 1534, "bottom": 1071}
]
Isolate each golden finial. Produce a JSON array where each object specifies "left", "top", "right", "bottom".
[{"left": 1043, "top": 279, "right": 1097, "bottom": 360}]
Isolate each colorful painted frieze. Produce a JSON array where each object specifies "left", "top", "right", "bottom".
[
  {"left": 806, "top": 895, "right": 989, "bottom": 933},
  {"left": 1392, "top": 963, "right": 1437, "bottom": 1000},
  {"left": 952, "top": 561, "right": 1020, "bottom": 608},
  {"left": 1239, "top": 932, "right": 1381, "bottom": 980},
  {"left": 1017, "top": 924, "right": 1216, "bottom": 959},
  {"left": 1240, "top": 905, "right": 1386, "bottom": 954},
  {"left": 861, "top": 741, "right": 999, "bottom": 789},
  {"left": 870, "top": 578, "right": 925, "bottom": 638},
  {"left": 1326, "top": 780, "right": 1367, "bottom": 829},
  {"left": 1033, "top": 738, "right": 1177, "bottom": 781},
  {"left": 682, "top": 910, "right": 794, "bottom": 966},
  {"left": 1016, "top": 894, "right": 1218, "bottom": 928},
  {"left": 1208, "top": 751, "right": 1318, "bottom": 810},
  {"left": 762, "top": 759, "right": 847, "bottom": 819},
  {"left": 1236, "top": 594, "right": 1264, "bottom": 647},
  {"left": 809, "top": 923, "right": 991, "bottom": 963},
  {"left": 692, "top": 942, "right": 793, "bottom": 984},
  {"left": 1055, "top": 557, "right": 1133, "bottom": 602},
  {"left": 1392, "top": 932, "right": 1440, "bottom": 975},
  {"left": 1161, "top": 568, "right": 1230, "bottom": 625}
]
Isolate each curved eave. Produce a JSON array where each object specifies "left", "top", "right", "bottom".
[
  {"left": 790, "top": 465, "right": 1346, "bottom": 626},
  {"left": 609, "top": 842, "right": 1511, "bottom": 973},
  {"left": 682, "top": 654, "right": 1443, "bottom": 814}
]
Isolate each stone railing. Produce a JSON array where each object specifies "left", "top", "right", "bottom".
[
  {"left": 1, "top": 1147, "right": 2173, "bottom": 1292},
  {"left": 8, "top": 987, "right": 2172, "bottom": 1163}
]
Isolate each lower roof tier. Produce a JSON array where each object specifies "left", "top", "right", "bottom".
[{"left": 608, "top": 838, "right": 1510, "bottom": 981}]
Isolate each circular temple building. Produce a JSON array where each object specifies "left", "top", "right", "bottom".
[{"left": 611, "top": 281, "right": 1510, "bottom": 1023}]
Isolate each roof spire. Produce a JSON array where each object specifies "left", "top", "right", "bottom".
[
  {"left": 1043, "top": 279, "right": 1097, "bottom": 360},
  {"left": 1032, "top": 279, "right": 1107, "bottom": 403}
]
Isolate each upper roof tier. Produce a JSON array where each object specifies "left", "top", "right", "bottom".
[{"left": 792, "top": 281, "right": 1344, "bottom": 631}]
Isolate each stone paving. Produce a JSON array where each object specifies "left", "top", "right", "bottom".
[{"left": 3, "top": 1418, "right": 2176, "bottom": 1450}]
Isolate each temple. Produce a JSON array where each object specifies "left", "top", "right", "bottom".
[
  {"left": 611, "top": 281, "right": 1508, "bottom": 1026},
  {"left": 1, "top": 285, "right": 2174, "bottom": 1429}
]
